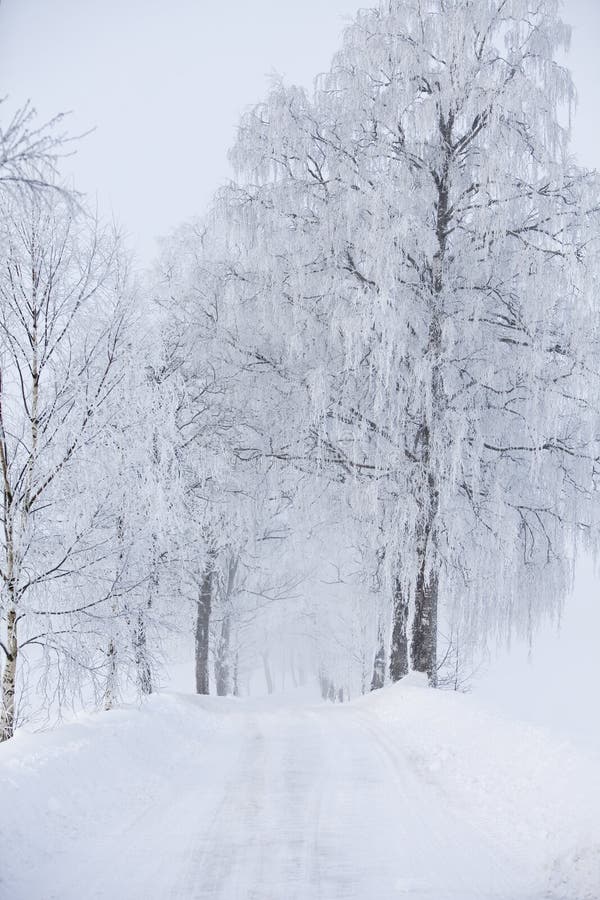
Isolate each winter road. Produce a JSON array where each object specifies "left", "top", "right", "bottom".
[{"left": 28, "top": 694, "right": 544, "bottom": 900}]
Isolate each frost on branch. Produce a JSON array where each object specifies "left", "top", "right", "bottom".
[{"left": 212, "top": 0, "right": 600, "bottom": 683}]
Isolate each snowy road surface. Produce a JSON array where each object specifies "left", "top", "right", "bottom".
[
  {"left": 110, "top": 706, "right": 519, "bottom": 900},
  {"left": 1, "top": 683, "right": 599, "bottom": 899}
]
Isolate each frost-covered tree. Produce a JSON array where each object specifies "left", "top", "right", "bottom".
[
  {"left": 218, "top": 0, "right": 600, "bottom": 684},
  {"left": 154, "top": 219, "right": 328, "bottom": 697},
  {"left": 0, "top": 99, "right": 76, "bottom": 199},
  {"left": 98, "top": 332, "right": 181, "bottom": 710},
  {"left": 0, "top": 188, "right": 136, "bottom": 739},
  {"left": 153, "top": 222, "right": 240, "bottom": 695}
]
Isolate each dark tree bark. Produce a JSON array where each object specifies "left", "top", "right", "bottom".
[
  {"left": 389, "top": 578, "right": 409, "bottom": 682},
  {"left": 104, "top": 638, "right": 117, "bottom": 711},
  {"left": 411, "top": 554, "right": 438, "bottom": 686},
  {"left": 407, "top": 117, "right": 450, "bottom": 688},
  {"left": 214, "top": 556, "right": 238, "bottom": 696},
  {"left": 133, "top": 609, "right": 153, "bottom": 696},
  {"left": 134, "top": 535, "right": 159, "bottom": 696},
  {"left": 318, "top": 669, "right": 330, "bottom": 701},
  {"left": 214, "top": 614, "right": 231, "bottom": 696},
  {"left": 409, "top": 462, "right": 440, "bottom": 686},
  {"left": 195, "top": 558, "right": 215, "bottom": 695},
  {"left": 0, "top": 605, "right": 18, "bottom": 741},
  {"left": 371, "top": 619, "right": 387, "bottom": 691}
]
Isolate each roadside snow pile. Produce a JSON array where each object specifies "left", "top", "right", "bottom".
[
  {"left": 361, "top": 675, "right": 600, "bottom": 900},
  {"left": 0, "top": 694, "right": 240, "bottom": 900}
]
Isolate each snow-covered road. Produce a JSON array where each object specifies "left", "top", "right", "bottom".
[
  {"left": 44, "top": 703, "right": 530, "bottom": 900},
  {"left": 1, "top": 684, "right": 599, "bottom": 899},
  {"left": 158, "top": 706, "right": 521, "bottom": 900}
]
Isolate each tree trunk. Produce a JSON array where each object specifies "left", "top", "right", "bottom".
[
  {"left": 133, "top": 609, "right": 153, "bottom": 696},
  {"left": 134, "top": 539, "right": 159, "bottom": 696},
  {"left": 104, "top": 638, "right": 118, "bottom": 711},
  {"left": 0, "top": 605, "right": 18, "bottom": 741},
  {"left": 409, "top": 121, "right": 451, "bottom": 687},
  {"left": 318, "top": 668, "right": 330, "bottom": 701},
  {"left": 195, "top": 561, "right": 214, "bottom": 695},
  {"left": 105, "top": 515, "right": 125, "bottom": 710},
  {"left": 214, "top": 614, "right": 231, "bottom": 697},
  {"left": 389, "top": 578, "right": 409, "bottom": 682},
  {"left": 409, "top": 431, "right": 440, "bottom": 685},
  {"left": 214, "top": 554, "right": 237, "bottom": 696},
  {"left": 371, "top": 618, "right": 387, "bottom": 691},
  {"left": 261, "top": 651, "right": 274, "bottom": 695},
  {"left": 233, "top": 650, "right": 240, "bottom": 697},
  {"left": 371, "top": 643, "right": 386, "bottom": 691},
  {"left": 411, "top": 531, "right": 438, "bottom": 686}
]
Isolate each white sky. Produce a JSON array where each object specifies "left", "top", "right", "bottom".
[{"left": 1, "top": 0, "right": 599, "bottom": 263}]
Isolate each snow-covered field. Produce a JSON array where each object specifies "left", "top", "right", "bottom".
[{"left": 1, "top": 678, "right": 599, "bottom": 900}]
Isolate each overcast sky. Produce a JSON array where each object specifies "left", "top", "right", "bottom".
[{"left": 1, "top": 0, "right": 599, "bottom": 262}]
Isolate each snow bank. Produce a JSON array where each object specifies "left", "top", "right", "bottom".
[
  {"left": 361, "top": 680, "right": 600, "bottom": 900},
  {"left": 0, "top": 694, "right": 239, "bottom": 900}
]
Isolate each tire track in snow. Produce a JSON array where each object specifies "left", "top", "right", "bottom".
[
  {"left": 172, "top": 709, "right": 329, "bottom": 900},
  {"left": 171, "top": 717, "right": 266, "bottom": 899}
]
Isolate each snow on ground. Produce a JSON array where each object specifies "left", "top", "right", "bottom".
[{"left": 1, "top": 680, "right": 599, "bottom": 900}]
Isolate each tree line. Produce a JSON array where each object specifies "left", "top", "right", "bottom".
[{"left": 1, "top": 0, "right": 600, "bottom": 740}]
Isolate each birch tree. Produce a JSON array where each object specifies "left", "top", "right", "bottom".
[
  {"left": 154, "top": 223, "right": 236, "bottom": 695},
  {"left": 0, "top": 98, "right": 76, "bottom": 198},
  {"left": 218, "top": 0, "right": 600, "bottom": 684},
  {"left": 154, "top": 219, "right": 307, "bottom": 696},
  {"left": 98, "top": 341, "right": 179, "bottom": 709},
  {"left": 0, "top": 188, "right": 133, "bottom": 739}
]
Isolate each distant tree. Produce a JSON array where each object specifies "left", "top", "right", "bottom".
[
  {"left": 154, "top": 221, "right": 309, "bottom": 697},
  {"left": 153, "top": 222, "right": 244, "bottom": 696},
  {"left": 99, "top": 341, "right": 178, "bottom": 709}
]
